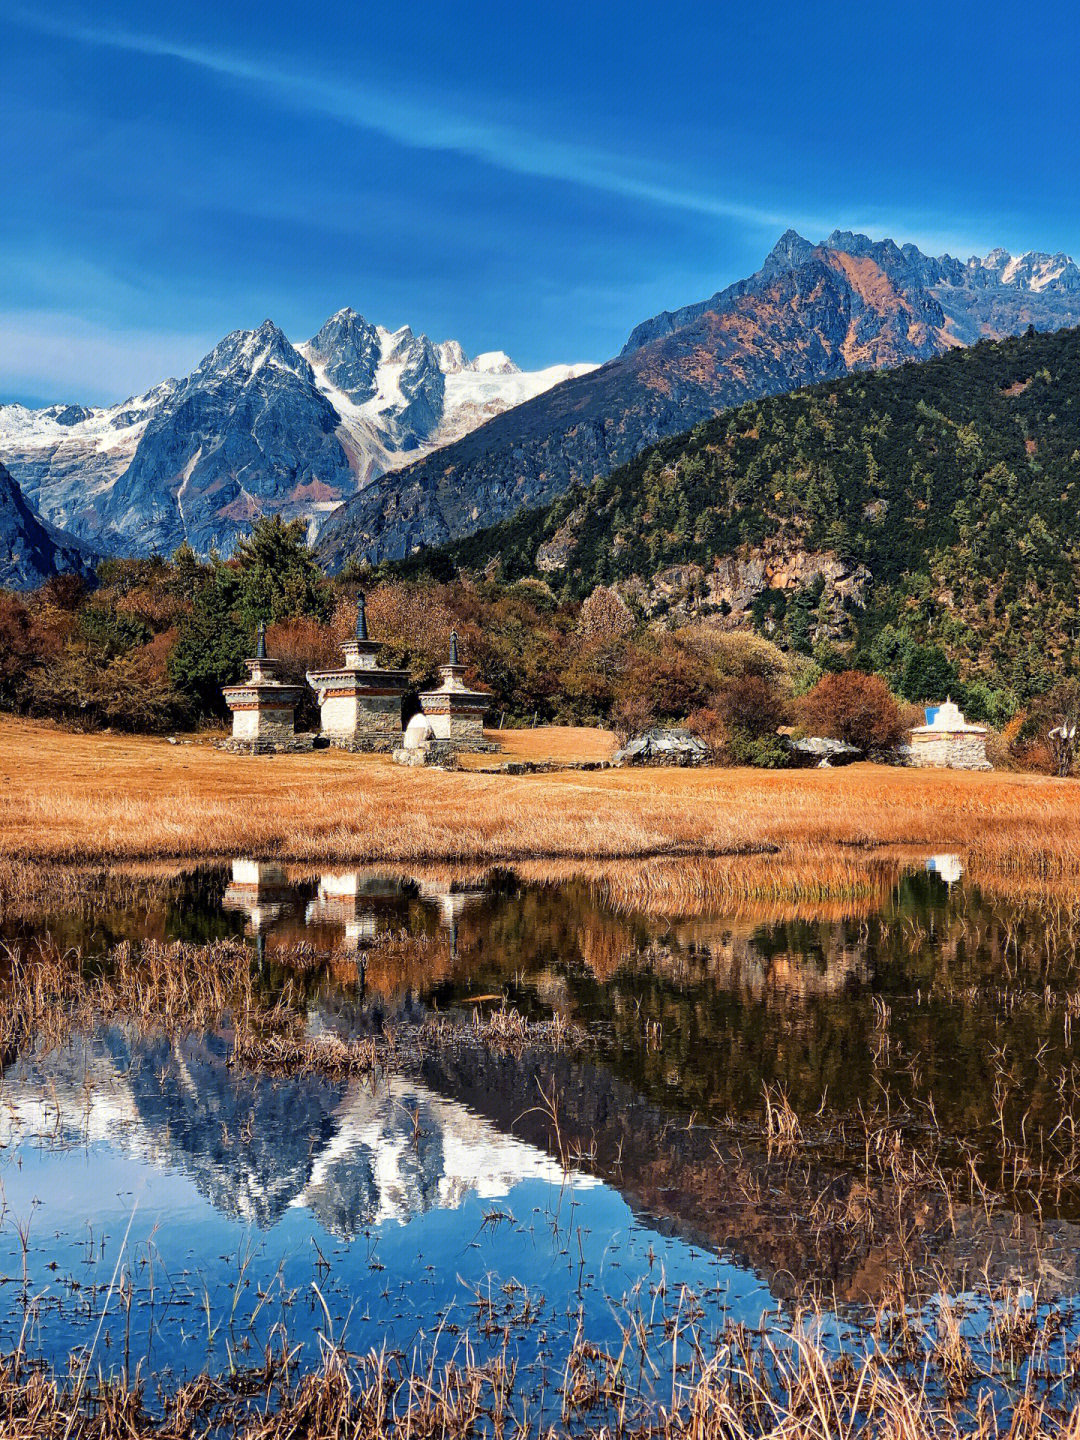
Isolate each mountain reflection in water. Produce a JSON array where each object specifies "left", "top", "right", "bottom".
[
  {"left": 4, "top": 851, "right": 1080, "bottom": 1389},
  {"left": 2, "top": 1031, "right": 593, "bottom": 1234}
]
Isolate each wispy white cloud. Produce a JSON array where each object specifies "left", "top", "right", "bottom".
[
  {"left": 6, "top": 6, "right": 827, "bottom": 234},
  {"left": 0, "top": 310, "right": 214, "bottom": 404}
]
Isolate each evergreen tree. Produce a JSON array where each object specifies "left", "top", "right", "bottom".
[
  {"left": 167, "top": 568, "right": 249, "bottom": 716},
  {"left": 232, "top": 515, "right": 332, "bottom": 625},
  {"left": 900, "top": 644, "right": 959, "bottom": 703}
]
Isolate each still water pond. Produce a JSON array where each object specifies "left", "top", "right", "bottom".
[{"left": 2, "top": 854, "right": 1079, "bottom": 1411}]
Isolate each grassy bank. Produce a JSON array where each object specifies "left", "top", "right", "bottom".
[{"left": 1, "top": 716, "right": 1078, "bottom": 871}]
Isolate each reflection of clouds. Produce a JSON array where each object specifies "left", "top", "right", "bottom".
[{"left": 0, "top": 1033, "right": 589, "bottom": 1240}]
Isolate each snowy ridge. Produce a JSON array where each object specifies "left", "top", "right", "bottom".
[
  {"left": 971, "top": 248, "right": 1079, "bottom": 293},
  {"left": 299, "top": 316, "right": 596, "bottom": 487},
  {"left": 0, "top": 379, "right": 180, "bottom": 537},
  {"left": 0, "top": 311, "right": 596, "bottom": 555}
]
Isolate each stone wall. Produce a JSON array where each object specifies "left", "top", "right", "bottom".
[
  {"left": 327, "top": 734, "right": 400, "bottom": 754},
  {"left": 231, "top": 705, "right": 296, "bottom": 743},
  {"left": 446, "top": 712, "right": 485, "bottom": 743},
  {"left": 908, "top": 731, "right": 991, "bottom": 771},
  {"left": 319, "top": 692, "right": 402, "bottom": 743},
  {"left": 219, "top": 733, "right": 316, "bottom": 756},
  {"left": 424, "top": 706, "right": 486, "bottom": 743}
]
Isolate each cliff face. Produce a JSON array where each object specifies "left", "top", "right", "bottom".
[
  {"left": 317, "top": 234, "right": 990, "bottom": 569},
  {"left": 100, "top": 321, "right": 353, "bottom": 557},
  {"left": 0, "top": 459, "right": 96, "bottom": 590}
]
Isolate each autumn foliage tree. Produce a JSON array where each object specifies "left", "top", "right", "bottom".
[
  {"left": 798, "top": 670, "right": 905, "bottom": 753},
  {"left": 577, "top": 585, "right": 634, "bottom": 643},
  {"left": 1018, "top": 679, "right": 1080, "bottom": 776},
  {"left": 718, "top": 674, "right": 789, "bottom": 738}
]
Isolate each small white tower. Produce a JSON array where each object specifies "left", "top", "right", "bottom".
[{"left": 418, "top": 630, "right": 491, "bottom": 747}]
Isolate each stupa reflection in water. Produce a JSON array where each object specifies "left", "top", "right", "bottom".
[
  {"left": 304, "top": 871, "right": 409, "bottom": 947},
  {"left": 222, "top": 859, "right": 295, "bottom": 934},
  {"left": 926, "top": 853, "right": 964, "bottom": 886},
  {"left": 222, "top": 859, "right": 494, "bottom": 953}
]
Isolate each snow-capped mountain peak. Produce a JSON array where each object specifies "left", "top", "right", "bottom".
[
  {"left": 470, "top": 350, "right": 519, "bottom": 375},
  {"left": 966, "top": 247, "right": 1080, "bottom": 293},
  {"left": 199, "top": 319, "right": 312, "bottom": 386},
  {"left": 1, "top": 308, "right": 597, "bottom": 558},
  {"left": 435, "top": 339, "right": 468, "bottom": 372}
]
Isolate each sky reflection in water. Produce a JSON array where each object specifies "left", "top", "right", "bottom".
[{"left": 2, "top": 851, "right": 1077, "bottom": 1406}]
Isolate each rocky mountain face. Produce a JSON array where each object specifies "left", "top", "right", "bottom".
[
  {"left": 0, "top": 313, "right": 594, "bottom": 559},
  {"left": 5, "top": 230, "right": 1078, "bottom": 572},
  {"left": 0, "top": 459, "right": 96, "bottom": 590},
  {"left": 0, "top": 381, "right": 179, "bottom": 544},
  {"left": 622, "top": 229, "right": 1080, "bottom": 351},
  {"left": 100, "top": 320, "right": 354, "bottom": 556},
  {"left": 413, "top": 323, "right": 1080, "bottom": 695},
  {"left": 319, "top": 230, "right": 1080, "bottom": 570}
]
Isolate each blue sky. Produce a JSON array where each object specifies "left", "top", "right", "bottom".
[{"left": 2, "top": 0, "right": 1078, "bottom": 405}]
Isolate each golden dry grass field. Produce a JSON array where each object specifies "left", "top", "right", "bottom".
[{"left": 0, "top": 715, "right": 1077, "bottom": 872}]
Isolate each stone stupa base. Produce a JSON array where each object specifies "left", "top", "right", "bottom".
[
  {"left": 392, "top": 735, "right": 501, "bottom": 768},
  {"left": 323, "top": 734, "right": 399, "bottom": 755},
  {"left": 217, "top": 733, "right": 319, "bottom": 757}
]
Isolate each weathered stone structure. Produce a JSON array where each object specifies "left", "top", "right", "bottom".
[
  {"left": 306, "top": 595, "right": 409, "bottom": 752},
  {"left": 908, "top": 699, "right": 991, "bottom": 771},
  {"left": 786, "top": 736, "right": 862, "bottom": 767},
  {"left": 418, "top": 631, "right": 492, "bottom": 746},
  {"left": 613, "top": 728, "right": 710, "bottom": 767},
  {"left": 221, "top": 625, "right": 306, "bottom": 752}
]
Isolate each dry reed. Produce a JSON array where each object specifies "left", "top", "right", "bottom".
[
  {"left": 5, "top": 717, "right": 1080, "bottom": 874},
  {"left": 0, "top": 1308, "right": 1077, "bottom": 1439}
]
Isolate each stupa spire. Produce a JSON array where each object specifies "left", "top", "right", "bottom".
[
  {"left": 255, "top": 621, "right": 267, "bottom": 659},
  {"left": 356, "top": 592, "right": 368, "bottom": 642},
  {"left": 449, "top": 628, "right": 459, "bottom": 666}
]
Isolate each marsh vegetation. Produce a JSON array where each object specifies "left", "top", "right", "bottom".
[{"left": 3, "top": 854, "right": 1080, "bottom": 1433}]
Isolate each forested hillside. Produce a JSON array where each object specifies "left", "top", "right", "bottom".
[{"left": 405, "top": 325, "right": 1080, "bottom": 706}]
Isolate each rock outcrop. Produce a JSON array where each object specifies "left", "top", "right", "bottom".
[
  {"left": 620, "top": 543, "right": 871, "bottom": 637},
  {"left": 613, "top": 728, "right": 711, "bottom": 767}
]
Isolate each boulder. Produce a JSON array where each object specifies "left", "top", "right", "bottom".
[
  {"left": 613, "top": 728, "right": 711, "bottom": 768},
  {"left": 786, "top": 736, "right": 862, "bottom": 768},
  {"left": 392, "top": 738, "right": 460, "bottom": 769}
]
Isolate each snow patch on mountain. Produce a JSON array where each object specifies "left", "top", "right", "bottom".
[
  {"left": 300, "top": 321, "right": 596, "bottom": 477},
  {"left": 0, "top": 379, "right": 180, "bottom": 537},
  {"left": 973, "top": 248, "right": 1079, "bottom": 293},
  {"left": 0, "top": 314, "right": 596, "bottom": 556}
]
